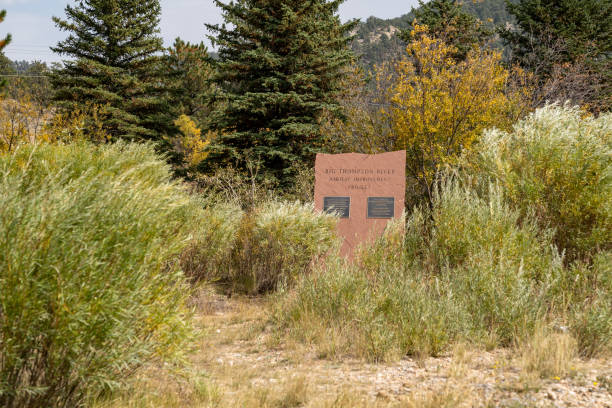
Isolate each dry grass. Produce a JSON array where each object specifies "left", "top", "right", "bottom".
[
  {"left": 518, "top": 327, "right": 578, "bottom": 380},
  {"left": 401, "top": 386, "right": 470, "bottom": 408},
  {"left": 90, "top": 368, "right": 222, "bottom": 408},
  {"left": 447, "top": 342, "right": 476, "bottom": 379}
]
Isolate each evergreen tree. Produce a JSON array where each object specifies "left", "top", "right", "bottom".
[
  {"left": 161, "top": 38, "right": 217, "bottom": 174},
  {"left": 51, "top": 0, "right": 168, "bottom": 143},
  {"left": 501, "top": 0, "right": 611, "bottom": 75},
  {"left": 501, "top": 0, "right": 611, "bottom": 111},
  {"left": 164, "top": 39, "right": 215, "bottom": 126},
  {"left": 0, "top": 10, "right": 12, "bottom": 89},
  {"left": 205, "top": 0, "right": 356, "bottom": 187},
  {"left": 402, "top": 0, "right": 492, "bottom": 60}
]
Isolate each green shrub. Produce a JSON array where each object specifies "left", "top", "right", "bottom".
[
  {"left": 429, "top": 181, "right": 562, "bottom": 345},
  {"left": 194, "top": 165, "right": 276, "bottom": 210},
  {"left": 0, "top": 142, "right": 200, "bottom": 407},
  {"left": 180, "top": 202, "right": 243, "bottom": 283},
  {"left": 230, "top": 201, "right": 339, "bottom": 294},
  {"left": 274, "top": 104, "right": 612, "bottom": 360},
  {"left": 466, "top": 104, "right": 611, "bottom": 261},
  {"left": 429, "top": 182, "right": 555, "bottom": 277}
]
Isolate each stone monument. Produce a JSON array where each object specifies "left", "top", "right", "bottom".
[{"left": 314, "top": 151, "right": 406, "bottom": 256}]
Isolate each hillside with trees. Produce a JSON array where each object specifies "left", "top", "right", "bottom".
[{"left": 351, "top": 0, "right": 517, "bottom": 69}]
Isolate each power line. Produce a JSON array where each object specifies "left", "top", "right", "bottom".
[
  {"left": 0, "top": 74, "right": 49, "bottom": 78},
  {"left": 6, "top": 43, "right": 51, "bottom": 47}
]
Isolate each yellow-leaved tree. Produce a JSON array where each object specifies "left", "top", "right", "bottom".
[
  {"left": 319, "top": 25, "right": 530, "bottom": 207},
  {"left": 389, "top": 24, "right": 518, "bottom": 206},
  {"left": 173, "top": 114, "right": 215, "bottom": 169}
]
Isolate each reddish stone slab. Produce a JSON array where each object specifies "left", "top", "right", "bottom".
[{"left": 314, "top": 151, "right": 406, "bottom": 257}]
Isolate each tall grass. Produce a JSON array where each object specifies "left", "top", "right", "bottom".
[
  {"left": 181, "top": 200, "right": 338, "bottom": 294},
  {"left": 562, "top": 251, "right": 612, "bottom": 356},
  {"left": 180, "top": 202, "right": 243, "bottom": 283},
  {"left": 0, "top": 142, "right": 201, "bottom": 407},
  {"left": 190, "top": 166, "right": 338, "bottom": 294},
  {"left": 274, "top": 181, "right": 566, "bottom": 361}
]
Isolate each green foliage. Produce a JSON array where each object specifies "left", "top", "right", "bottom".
[
  {"left": 180, "top": 202, "right": 243, "bottom": 284},
  {"left": 466, "top": 104, "right": 612, "bottom": 261},
  {"left": 460, "top": 0, "right": 516, "bottom": 25},
  {"left": 184, "top": 173, "right": 338, "bottom": 294},
  {"left": 276, "top": 105, "right": 611, "bottom": 361},
  {"left": 195, "top": 164, "right": 278, "bottom": 211},
  {"left": 230, "top": 201, "right": 339, "bottom": 294},
  {"left": 51, "top": 0, "right": 170, "bottom": 144},
  {"left": 427, "top": 182, "right": 561, "bottom": 345},
  {"left": 0, "top": 142, "right": 200, "bottom": 407},
  {"left": 163, "top": 39, "right": 217, "bottom": 172},
  {"left": 204, "top": 0, "right": 356, "bottom": 188},
  {"left": 500, "top": 0, "right": 612, "bottom": 109},
  {"left": 164, "top": 38, "right": 215, "bottom": 123},
  {"left": 502, "top": 0, "right": 611, "bottom": 69},
  {"left": 562, "top": 252, "right": 612, "bottom": 357},
  {"left": 403, "top": 0, "right": 493, "bottom": 60}
]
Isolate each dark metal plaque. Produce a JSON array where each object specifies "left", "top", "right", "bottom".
[
  {"left": 367, "top": 197, "right": 395, "bottom": 219},
  {"left": 323, "top": 196, "right": 350, "bottom": 218}
]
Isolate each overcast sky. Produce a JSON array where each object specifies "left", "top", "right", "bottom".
[{"left": 1, "top": 0, "right": 419, "bottom": 63}]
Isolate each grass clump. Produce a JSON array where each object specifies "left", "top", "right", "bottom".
[
  {"left": 230, "top": 201, "right": 339, "bottom": 294},
  {"left": 0, "top": 142, "right": 201, "bottom": 407},
  {"left": 190, "top": 163, "right": 338, "bottom": 294},
  {"left": 563, "top": 251, "right": 612, "bottom": 357},
  {"left": 180, "top": 202, "right": 243, "bottom": 283},
  {"left": 518, "top": 327, "right": 578, "bottom": 380},
  {"left": 428, "top": 182, "right": 561, "bottom": 346}
]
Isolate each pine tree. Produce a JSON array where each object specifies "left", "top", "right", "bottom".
[
  {"left": 501, "top": 0, "right": 611, "bottom": 111},
  {"left": 501, "top": 0, "right": 611, "bottom": 75},
  {"left": 0, "top": 10, "right": 12, "bottom": 89},
  {"left": 164, "top": 39, "right": 215, "bottom": 126},
  {"left": 205, "top": 0, "right": 356, "bottom": 187},
  {"left": 51, "top": 0, "right": 168, "bottom": 143},
  {"left": 402, "top": 0, "right": 492, "bottom": 61},
  {"left": 162, "top": 38, "right": 217, "bottom": 174}
]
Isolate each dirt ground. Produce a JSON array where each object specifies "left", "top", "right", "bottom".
[
  {"left": 187, "top": 291, "right": 611, "bottom": 408},
  {"left": 99, "top": 290, "right": 612, "bottom": 408}
]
